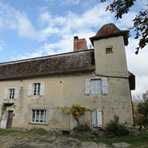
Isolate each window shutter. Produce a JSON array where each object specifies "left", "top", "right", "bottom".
[
  {"left": 4, "top": 89, "right": 8, "bottom": 99},
  {"left": 27, "top": 83, "right": 32, "bottom": 96},
  {"left": 96, "top": 109, "right": 103, "bottom": 127},
  {"left": 40, "top": 82, "right": 45, "bottom": 96},
  {"left": 14, "top": 88, "right": 19, "bottom": 99},
  {"left": 92, "top": 111, "right": 97, "bottom": 127},
  {"left": 102, "top": 77, "right": 108, "bottom": 95},
  {"left": 84, "top": 79, "right": 90, "bottom": 95}
]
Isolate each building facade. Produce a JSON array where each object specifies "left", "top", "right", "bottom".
[{"left": 0, "top": 23, "right": 135, "bottom": 130}]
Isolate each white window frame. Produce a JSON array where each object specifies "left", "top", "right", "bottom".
[
  {"left": 8, "top": 88, "right": 15, "bottom": 99},
  {"left": 27, "top": 82, "right": 44, "bottom": 97},
  {"left": 33, "top": 83, "right": 41, "bottom": 96},
  {"left": 4, "top": 87, "right": 19, "bottom": 100},
  {"left": 31, "top": 109, "right": 47, "bottom": 124}
]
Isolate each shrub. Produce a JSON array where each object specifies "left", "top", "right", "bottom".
[
  {"left": 137, "top": 100, "right": 148, "bottom": 127},
  {"left": 105, "top": 115, "right": 129, "bottom": 136},
  {"left": 71, "top": 104, "right": 90, "bottom": 125},
  {"left": 73, "top": 124, "right": 91, "bottom": 133}
]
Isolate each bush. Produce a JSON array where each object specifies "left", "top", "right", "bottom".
[
  {"left": 105, "top": 115, "right": 129, "bottom": 137},
  {"left": 137, "top": 100, "right": 148, "bottom": 127},
  {"left": 73, "top": 124, "right": 91, "bottom": 133},
  {"left": 71, "top": 104, "right": 90, "bottom": 125}
]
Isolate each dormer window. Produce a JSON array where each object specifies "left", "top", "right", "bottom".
[{"left": 105, "top": 46, "right": 113, "bottom": 54}]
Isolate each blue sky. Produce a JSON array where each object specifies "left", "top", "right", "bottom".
[{"left": 0, "top": 0, "right": 148, "bottom": 98}]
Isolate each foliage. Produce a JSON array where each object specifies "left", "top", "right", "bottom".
[
  {"left": 133, "top": 110, "right": 143, "bottom": 126},
  {"left": 134, "top": 10, "right": 148, "bottom": 54},
  {"left": 101, "top": 0, "right": 148, "bottom": 54},
  {"left": 62, "top": 104, "right": 90, "bottom": 125},
  {"left": 73, "top": 124, "right": 91, "bottom": 132},
  {"left": 105, "top": 115, "right": 129, "bottom": 136},
  {"left": 0, "top": 128, "right": 148, "bottom": 147},
  {"left": 137, "top": 99, "right": 148, "bottom": 126},
  {"left": 61, "top": 106, "right": 71, "bottom": 114},
  {"left": 71, "top": 104, "right": 90, "bottom": 125}
]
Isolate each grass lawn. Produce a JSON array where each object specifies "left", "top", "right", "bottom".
[
  {"left": 68, "top": 128, "right": 148, "bottom": 147},
  {"left": 95, "top": 130, "right": 148, "bottom": 147}
]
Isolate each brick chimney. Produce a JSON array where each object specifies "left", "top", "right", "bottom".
[{"left": 73, "top": 36, "right": 87, "bottom": 51}]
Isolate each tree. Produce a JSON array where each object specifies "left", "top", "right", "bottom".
[
  {"left": 62, "top": 104, "right": 90, "bottom": 125},
  {"left": 101, "top": 0, "right": 148, "bottom": 54},
  {"left": 71, "top": 104, "right": 89, "bottom": 125},
  {"left": 137, "top": 99, "right": 148, "bottom": 126}
]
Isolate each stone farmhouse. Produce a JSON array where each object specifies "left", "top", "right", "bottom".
[{"left": 0, "top": 23, "right": 135, "bottom": 130}]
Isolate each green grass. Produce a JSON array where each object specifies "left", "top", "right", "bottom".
[
  {"left": 69, "top": 129, "right": 148, "bottom": 147},
  {"left": 0, "top": 128, "right": 48, "bottom": 137},
  {"left": 0, "top": 128, "right": 148, "bottom": 147},
  {"left": 100, "top": 129, "right": 148, "bottom": 147}
]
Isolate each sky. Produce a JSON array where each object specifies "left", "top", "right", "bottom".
[{"left": 0, "top": 0, "right": 147, "bottom": 99}]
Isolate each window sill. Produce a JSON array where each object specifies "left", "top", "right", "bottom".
[
  {"left": 3, "top": 99, "right": 17, "bottom": 102},
  {"left": 29, "top": 122, "right": 48, "bottom": 125},
  {"left": 29, "top": 95, "right": 43, "bottom": 99}
]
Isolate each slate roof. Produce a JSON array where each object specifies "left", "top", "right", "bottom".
[
  {"left": 0, "top": 50, "right": 95, "bottom": 80},
  {"left": 90, "top": 23, "right": 129, "bottom": 45}
]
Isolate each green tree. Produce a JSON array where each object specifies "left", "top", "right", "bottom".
[
  {"left": 101, "top": 0, "right": 148, "bottom": 54},
  {"left": 137, "top": 99, "right": 148, "bottom": 126},
  {"left": 71, "top": 104, "right": 89, "bottom": 125}
]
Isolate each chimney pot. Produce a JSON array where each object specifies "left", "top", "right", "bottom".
[{"left": 74, "top": 36, "right": 79, "bottom": 40}]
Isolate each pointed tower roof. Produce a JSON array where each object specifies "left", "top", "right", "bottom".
[{"left": 90, "top": 23, "right": 129, "bottom": 45}]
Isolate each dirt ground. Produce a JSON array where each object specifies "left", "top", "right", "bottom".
[{"left": 0, "top": 135, "right": 110, "bottom": 148}]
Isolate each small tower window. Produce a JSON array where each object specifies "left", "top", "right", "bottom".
[{"left": 105, "top": 46, "right": 113, "bottom": 54}]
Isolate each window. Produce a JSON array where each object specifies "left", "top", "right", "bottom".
[
  {"left": 8, "top": 88, "right": 15, "bottom": 99},
  {"left": 27, "top": 82, "right": 44, "bottom": 96},
  {"left": 90, "top": 79, "right": 101, "bottom": 94},
  {"left": 105, "top": 46, "right": 113, "bottom": 54},
  {"left": 92, "top": 109, "right": 103, "bottom": 127},
  {"left": 31, "top": 109, "right": 47, "bottom": 124},
  {"left": 84, "top": 77, "right": 108, "bottom": 95},
  {"left": 4, "top": 88, "right": 18, "bottom": 99},
  {"left": 33, "top": 83, "right": 41, "bottom": 96}
]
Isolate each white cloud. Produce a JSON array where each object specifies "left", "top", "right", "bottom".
[
  {"left": 0, "top": 2, "right": 37, "bottom": 39},
  {"left": 137, "top": 0, "right": 148, "bottom": 10},
  {"left": 0, "top": 2, "right": 113, "bottom": 42},
  {"left": 126, "top": 38, "right": 148, "bottom": 98},
  {"left": 117, "top": 11, "right": 138, "bottom": 29},
  {"left": 44, "top": 0, "right": 80, "bottom": 5},
  {"left": 17, "top": 14, "right": 37, "bottom": 39},
  {"left": 37, "top": 3, "right": 113, "bottom": 41},
  {"left": 62, "top": 0, "right": 80, "bottom": 5}
]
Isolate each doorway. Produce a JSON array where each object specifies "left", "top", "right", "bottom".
[{"left": 6, "top": 110, "right": 13, "bottom": 129}]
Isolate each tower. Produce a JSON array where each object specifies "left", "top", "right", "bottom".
[{"left": 90, "top": 23, "right": 129, "bottom": 77}]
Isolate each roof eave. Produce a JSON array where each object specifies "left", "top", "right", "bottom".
[{"left": 90, "top": 30, "right": 129, "bottom": 46}]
